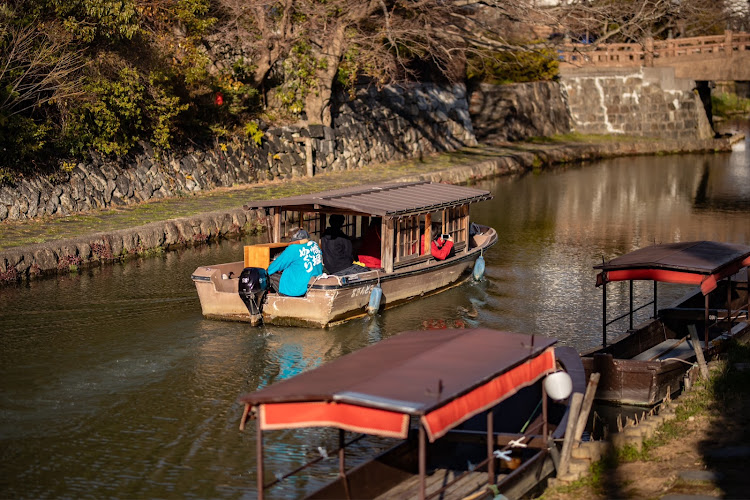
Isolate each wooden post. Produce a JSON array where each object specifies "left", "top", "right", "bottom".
[
  {"left": 339, "top": 429, "right": 351, "bottom": 499},
  {"left": 463, "top": 204, "right": 470, "bottom": 254},
  {"left": 645, "top": 37, "right": 654, "bottom": 66},
  {"left": 272, "top": 209, "right": 281, "bottom": 243},
  {"left": 542, "top": 381, "right": 548, "bottom": 438},
  {"left": 573, "top": 373, "right": 601, "bottom": 443},
  {"left": 688, "top": 324, "right": 710, "bottom": 380},
  {"left": 725, "top": 30, "right": 733, "bottom": 53},
  {"left": 424, "top": 213, "right": 432, "bottom": 257},
  {"left": 419, "top": 425, "right": 426, "bottom": 500},
  {"left": 558, "top": 392, "right": 584, "bottom": 477},
  {"left": 382, "top": 218, "right": 395, "bottom": 273},
  {"left": 305, "top": 138, "right": 314, "bottom": 177},
  {"left": 487, "top": 410, "right": 495, "bottom": 485},
  {"left": 704, "top": 294, "right": 710, "bottom": 346},
  {"left": 602, "top": 280, "right": 607, "bottom": 347},
  {"left": 727, "top": 276, "right": 733, "bottom": 330},
  {"left": 257, "top": 410, "right": 265, "bottom": 500},
  {"left": 629, "top": 281, "right": 634, "bottom": 330}
]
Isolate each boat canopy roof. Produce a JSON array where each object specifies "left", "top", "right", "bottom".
[
  {"left": 243, "top": 181, "right": 492, "bottom": 218},
  {"left": 595, "top": 241, "right": 750, "bottom": 294},
  {"left": 239, "top": 329, "right": 556, "bottom": 442}
]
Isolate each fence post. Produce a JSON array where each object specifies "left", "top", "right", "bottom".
[
  {"left": 725, "top": 30, "right": 733, "bottom": 53},
  {"left": 644, "top": 37, "right": 654, "bottom": 66}
]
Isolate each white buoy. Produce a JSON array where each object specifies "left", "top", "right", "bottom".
[
  {"left": 472, "top": 254, "right": 485, "bottom": 281},
  {"left": 544, "top": 371, "right": 573, "bottom": 401},
  {"left": 366, "top": 285, "right": 382, "bottom": 315}
]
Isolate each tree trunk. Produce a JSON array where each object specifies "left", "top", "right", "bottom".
[{"left": 304, "top": 25, "right": 347, "bottom": 126}]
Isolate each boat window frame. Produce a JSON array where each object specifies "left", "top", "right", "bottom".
[
  {"left": 395, "top": 214, "right": 423, "bottom": 264},
  {"left": 392, "top": 205, "right": 469, "bottom": 267}
]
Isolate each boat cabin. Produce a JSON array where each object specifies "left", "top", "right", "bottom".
[{"left": 244, "top": 181, "right": 493, "bottom": 273}]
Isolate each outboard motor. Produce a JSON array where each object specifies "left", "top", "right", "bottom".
[{"left": 238, "top": 267, "right": 269, "bottom": 325}]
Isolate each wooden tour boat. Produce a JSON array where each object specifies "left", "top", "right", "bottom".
[
  {"left": 238, "top": 328, "right": 586, "bottom": 500},
  {"left": 584, "top": 241, "right": 750, "bottom": 406},
  {"left": 192, "top": 181, "right": 497, "bottom": 327}
]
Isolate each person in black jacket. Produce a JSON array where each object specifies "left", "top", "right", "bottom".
[{"left": 320, "top": 214, "right": 354, "bottom": 274}]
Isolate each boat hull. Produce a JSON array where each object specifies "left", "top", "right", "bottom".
[{"left": 192, "top": 227, "right": 497, "bottom": 327}]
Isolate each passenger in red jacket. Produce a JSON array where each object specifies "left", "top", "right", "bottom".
[{"left": 421, "top": 233, "right": 454, "bottom": 260}]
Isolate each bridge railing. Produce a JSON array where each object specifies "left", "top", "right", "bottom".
[{"left": 559, "top": 30, "right": 750, "bottom": 68}]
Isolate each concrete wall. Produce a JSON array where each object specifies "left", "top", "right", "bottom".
[
  {"left": 468, "top": 81, "right": 572, "bottom": 142},
  {"left": 560, "top": 67, "right": 714, "bottom": 140},
  {"left": 0, "top": 83, "right": 475, "bottom": 223}
]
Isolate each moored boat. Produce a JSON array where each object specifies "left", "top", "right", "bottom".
[
  {"left": 192, "top": 181, "right": 497, "bottom": 327},
  {"left": 584, "top": 241, "right": 750, "bottom": 406},
  {"left": 238, "top": 328, "right": 586, "bottom": 499}
]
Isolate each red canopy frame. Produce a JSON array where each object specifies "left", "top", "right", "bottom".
[
  {"left": 595, "top": 241, "right": 750, "bottom": 347},
  {"left": 238, "top": 329, "right": 565, "bottom": 500}
]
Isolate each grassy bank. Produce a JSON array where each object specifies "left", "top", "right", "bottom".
[{"left": 540, "top": 339, "right": 750, "bottom": 499}]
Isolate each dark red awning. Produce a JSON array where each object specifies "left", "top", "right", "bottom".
[
  {"left": 239, "top": 329, "right": 557, "bottom": 442},
  {"left": 595, "top": 241, "right": 750, "bottom": 294}
]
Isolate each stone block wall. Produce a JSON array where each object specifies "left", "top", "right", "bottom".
[
  {"left": 468, "top": 81, "right": 572, "bottom": 142},
  {"left": 560, "top": 67, "right": 714, "bottom": 139},
  {"left": 0, "top": 83, "right": 476, "bottom": 223}
]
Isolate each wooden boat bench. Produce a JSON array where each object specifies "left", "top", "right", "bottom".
[{"left": 631, "top": 337, "right": 704, "bottom": 362}]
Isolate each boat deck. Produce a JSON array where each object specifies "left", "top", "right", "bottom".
[
  {"left": 374, "top": 469, "right": 488, "bottom": 500},
  {"left": 631, "top": 338, "right": 704, "bottom": 361}
]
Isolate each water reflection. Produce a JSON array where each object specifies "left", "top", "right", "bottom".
[{"left": 1, "top": 143, "right": 749, "bottom": 498}]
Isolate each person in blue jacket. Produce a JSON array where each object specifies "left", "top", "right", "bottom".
[{"left": 267, "top": 228, "right": 323, "bottom": 296}]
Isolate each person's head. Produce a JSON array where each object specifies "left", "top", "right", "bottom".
[
  {"left": 329, "top": 214, "right": 345, "bottom": 228},
  {"left": 288, "top": 227, "right": 310, "bottom": 241}
]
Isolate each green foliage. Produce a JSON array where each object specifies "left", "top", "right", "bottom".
[
  {"left": 64, "top": 67, "right": 187, "bottom": 156},
  {"left": 712, "top": 92, "right": 750, "bottom": 118},
  {"left": 467, "top": 47, "right": 559, "bottom": 85},
  {"left": 175, "top": 0, "right": 216, "bottom": 36},
  {"left": 0, "top": 114, "right": 51, "bottom": 171},
  {"left": 277, "top": 42, "right": 326, "bottom": 114},
  {"left": 40, "top": 0, "right": 141, "bottom": 43},
  {"left": 245, "top": 122, "right": 264, "bottom": 145}
]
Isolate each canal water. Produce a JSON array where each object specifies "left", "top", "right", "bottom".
[{"left": 1, "top": 125, "right": 749, "bottom": 498}]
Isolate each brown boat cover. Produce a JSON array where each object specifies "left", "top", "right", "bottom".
[
  {"left": 595, "top": 241, "right": 750, "bottom": 294},
  {"left": 239, "top": 329, "right": 556, "bottom": 442},
  {"left": 243, "top": 181, "right": 492, "bottom": 217}
]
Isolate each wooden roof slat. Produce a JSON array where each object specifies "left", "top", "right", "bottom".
[
  {"left": 238, "top": 329, "right": 555, "bottom": 415},
  {"left": 243, "top": 182, "right": 492, "bottom": 216}
]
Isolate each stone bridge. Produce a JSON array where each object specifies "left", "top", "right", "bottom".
[{"left": 558, "top": 31, "right": 750, "bottom": 82}]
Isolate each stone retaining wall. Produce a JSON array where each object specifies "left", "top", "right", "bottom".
[
  {"left": 0, "top": 83, "right": 475, "bottom": 223},
  {"left": 468, "top": 81, "right": 572, "bottom": 142},
  {"left": 560, "top": 66, "right": 714, "bottom": 140}
]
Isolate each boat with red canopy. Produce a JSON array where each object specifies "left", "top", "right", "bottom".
[
  {"left": 238, "top": 328, "right": 585, "bottom": 499},
  {"left": 586, "top": 240, "right": 750, "bottom": 406}
]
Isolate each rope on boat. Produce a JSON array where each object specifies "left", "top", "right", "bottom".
[
  {"left": 520, "top": 399, "right": 543, "bottom": 433},
  {"left": 661, "top": 358, "right": 698, "bottom": 366}
]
